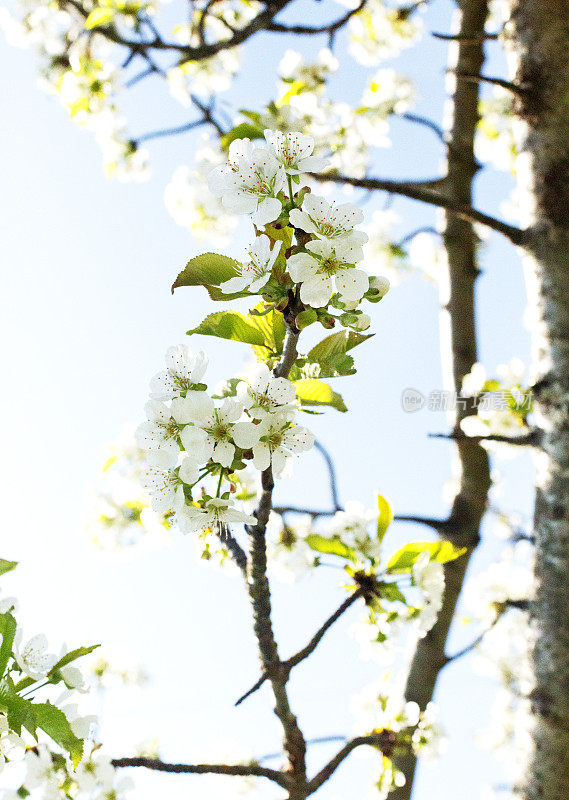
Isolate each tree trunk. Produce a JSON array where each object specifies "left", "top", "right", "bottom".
[
  {"left": 505, "top": 4, "right": 569, "bottom": 799},
  {"left": 392, "top": 1, "right": 491, "bottom": 797}
]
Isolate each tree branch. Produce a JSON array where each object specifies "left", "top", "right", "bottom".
[
  {"left": 111, "top": 757, "right": 286, "bottom": 785},
  {"left": 313, "top": 173, "right": 525, "bottom": 244},
  {"left": 314, "top": 440, "right": 342, "bottom": 512},
  {"left": 428, "top": 430, "right": 540, "bottom": 446},
  {"left": 267, "top": 0, "right": 365, "bottom": 35}
]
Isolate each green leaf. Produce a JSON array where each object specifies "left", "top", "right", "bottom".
[
  {"left": 0, "top": 559, "right": 17, "bottom": 576},
  {"left": 248, "top": 306, "right": 286, "bottom": 357},
  {"left": 293, "top": 379, "right": 347, "bottom": 413},
  {"left": 221, "top": 122, "right": 264, "bottom": 150},
  {"left": 84, "top": 7, "right": 114, "bottom": 28},
  {"left": 0, "top": 613, "right": 17, "bottom": 679},
  {"left": 308, "top": 330, "right": 374, "bottom": 363},
  {"left": 386, "top": 541, "right": 467, "bottom": 575},
  {"left": 172, "top": 253, "right": 247, "bottom": 300},
  {"left": 307, "top": 331, "right": 373, "bottom": 377},
  {"left": 188, "top": 311, "right": 267, "bottom": 347},
  {"left": 34, "top": 703, "right": 84, "bottom": 767},
  {"left": 377, "top": 495, "right": 393, "bottom": 544},
  {"left": 306, "top": 534, "right": 356, "bottom": 561},
  {"left": 50, "top": 644, "right": 101, "bottom": 674},
  {"left": 375, "top": 580, "right": 407, "bottom": 604},
  {"left": 0, "top": 684, "right": 36, "bottom": 737}
]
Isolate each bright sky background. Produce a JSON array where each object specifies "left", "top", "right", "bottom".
[{"left": 0, "top": 0, "right": 534, "bottom": 798}]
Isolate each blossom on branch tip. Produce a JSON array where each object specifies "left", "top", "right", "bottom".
[
  {"left": 220, "top": 235, "right": 282, "bottom": 294},
  {"left": 288, "top": 239, "right": 369, "bottom": 308}
]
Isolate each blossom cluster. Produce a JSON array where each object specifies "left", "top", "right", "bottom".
[{"left": 135, "top": 346, "right": 314, "bottom": 534}]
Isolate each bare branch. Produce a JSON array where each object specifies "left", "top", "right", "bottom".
[
  {"left": 267, "top": 0, "right": 365, "bottom": 35},
  {"left": 218, "top": 524, "right": 248, "bottom": 573},
  {"left": 236, "top": 590, "right": 363, "bottom": 706},
  {"left": 432, "top": 31, "right": 500, "bottom": 42},
  {"left": 453, "top": 70, "right": 527, "bottom": 96},
  {"left": 307, "top": 732, "right": 396, "bottom": 795},
  {"left": 111, "top": 757, "right": 287, "bottom": 786}
]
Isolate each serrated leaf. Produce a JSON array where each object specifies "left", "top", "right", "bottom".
[
  {"left": 34, "top": 702, "right": 84, "bottom": 767},
  {"left": 306, "top": 534, "right": 356, "bottom": 561},
  {"left": 386, "top": 541, "right": 467, "bottom": 574},
  {"left": 294, "top": 379, "right": 347, "bottom": 413},
  {"left": 0, "top": 684, "right": 37, "bottom": 737},
  {"left": 172, "top": 253, "right": 245, "bottom": 298},
  {"left": 308, "top": 330, "right": 374, "bottom": 363},
  {"left": 84, "top": 7, "right": 114, "bottom": 28},
  {"left": 377, "top": 495, "right": 393, "bottom": 544},
  {"left": 375, "top": 580, "right": 407, "bottom": 604},
  {"left": 221, "top": 122, "right": 264, "bottom": 150},
  {"left": 0, "top": 559, "right": 17, "bottom": 576},
  {"left": 307, "top": 331, "right": 373, "bottom": 377},
  {"left": 188, "top": 312, "right": 267, "bottom": 347},
  {"left": 0, "top": 613, "right": 17, "bottom": 679}
]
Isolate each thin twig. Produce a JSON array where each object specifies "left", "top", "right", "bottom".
[
  {"left": 307, "top": 732, "right": 396, "bottom": 794},
  {"left": 400, "top": 112, "right": 445, "bottom": 143},
  {"left": 428, "top": 431, "right": 540, "bottom": 446},
  {"left": 235, "top": 591, "right": 363, "bottom": 706},
  {"left": 314, "top": 440, "right": 342, "bottom": 512},
  {"left": 267, "top": 0, "right": 365, "bottom": 35}
]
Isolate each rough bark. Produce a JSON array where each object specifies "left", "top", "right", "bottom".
[
  {"left": 391, "top": 2, "right": 491, "bottom": 796},
  {"left": 504, "top": 5, "right": 569, "bottom": 799}
]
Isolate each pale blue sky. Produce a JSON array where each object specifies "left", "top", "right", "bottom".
[{"left": 0, "top": 1, "right": 533, "bottom": 797}]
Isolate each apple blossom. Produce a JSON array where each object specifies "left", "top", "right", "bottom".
[
  {"left": 287, "top": 239, "right": 369, "bottom": 308},
  {"left": 220, "top": 234, "right": 282, "bottom": 294},
  {"left": 135, "top": 400, "right": 187, "bottom": 468}
]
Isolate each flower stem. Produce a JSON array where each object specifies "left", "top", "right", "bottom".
[{"left": 216, "top": 469, "right": 225, "bottom": 497}]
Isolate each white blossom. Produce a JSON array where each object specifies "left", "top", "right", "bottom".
[
  {"left": 135, "top": 400, "right": 187, "bottom": 468},
  {"left": 208, "top": 140, "right": 286, "bottom": 226},
  {"left": 412, "top": 552, "right": 445, "bottom": 636},
  {"left": 289, "top": 194, "right": 368, "bottom": 251},
  {"left": 235, "top": 363, "right": 297, "bottom": 419},
  {"left": 288, "top": 239, "right": 369, "bottom": 307},
  {"left": 177, "top": 498, "right": 256, "bottom": 533},
  {"left": 0, "top": 716, "right": 24, "bottom": 769},
  {"left": 13, "top": 632, "right": 57, "bottom": 681},
  {"left": 180, "top": 397, "right": 246, "bottom": 468},
  {"left": 236, "top": 414, "right": 314, "bottom": 476},
  {"left": 141, "top": 459, "right": 198, "bottom": 513},
  {"left": 149, "top": 345, "right": 207, "bottom": 401},
  {"left": 220, "top": 235, "right": 282, "bottom": 294},
  {"left": 264, "top": 130, "right": 326, "bottom": 174}
]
